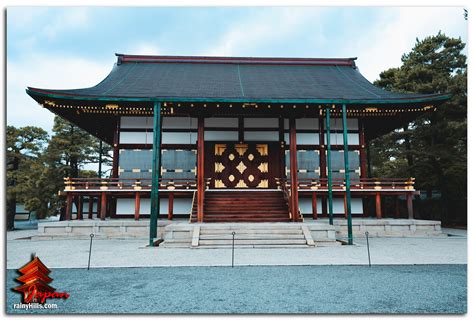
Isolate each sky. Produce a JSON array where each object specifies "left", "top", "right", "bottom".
[{"left": 7, "top": 6, "right": 467, "bottom": 133}]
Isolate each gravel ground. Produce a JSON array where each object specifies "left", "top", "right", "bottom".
[{"left": 6, "top": 265, "right": 466, "bottom": 314}]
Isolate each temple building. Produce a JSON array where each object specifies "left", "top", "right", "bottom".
[{"left": 26, "top": 54, "right": 449, "bottom": 244}]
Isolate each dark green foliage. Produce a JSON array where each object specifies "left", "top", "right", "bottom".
[
  {"left": 372, "top": 32, "right": 467, "bottom": 223},
  {"left": 6, "top": 116, "right": 112, "bottom": 228}
]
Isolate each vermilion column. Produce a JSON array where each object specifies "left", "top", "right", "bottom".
[
  {"left": 289, "top": 118, "right": 299, "bottom": 221},
  {"left": 197, "top": 117, "right": 205, "bottom": 223},
  {"left": 375, "top": 192, "right": 382, "bottom": 219}
]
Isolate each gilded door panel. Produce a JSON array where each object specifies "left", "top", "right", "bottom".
[{"left": 212, "top": 143, "right": 271, "bottom": 188}]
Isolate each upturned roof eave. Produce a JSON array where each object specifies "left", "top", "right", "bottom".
[{"left": 26, "top": 87, "right": 452, "bottom": 106}]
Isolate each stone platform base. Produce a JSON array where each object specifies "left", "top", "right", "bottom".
[
  {"left": 33, "top": 219, "right": 443, "bottom": 246},
  {"left": 33, "top": 220, "right": 338, "bottom": 248},
  {"left": 332, "top": 218, "right": 443, "bottom": 238}
]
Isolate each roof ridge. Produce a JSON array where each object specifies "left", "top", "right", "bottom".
[{"left": 115, "top": 53, "right": 357, "bottom": 67}]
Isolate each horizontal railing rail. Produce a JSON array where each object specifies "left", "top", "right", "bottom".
[
  {"left": 64, "top": 177, "right": 197, "bottom": 191},
  {"left": 278, "top": 177, "right": 415, "bottom": 191}
]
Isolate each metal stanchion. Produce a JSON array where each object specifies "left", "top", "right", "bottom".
[
  {"left": 365, "top": 231, "right": 371, "bottom": 267},
  {"left": 231, "top": 231, "right": 235, "bottom": 268},
  {"left": 87, "top": 233, "right": 94, "bottom": 270}
]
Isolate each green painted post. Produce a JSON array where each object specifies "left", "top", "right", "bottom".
[
  {"left": 325, "top": 107, "right": 334, "bottom": 225},
  {"left": 149, "top": 101, "right": 161, "bottom": 246},
  {"left": 342, "top": 104, "right": 353, "bottom": 245}
]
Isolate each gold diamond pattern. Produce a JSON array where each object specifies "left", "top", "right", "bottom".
[
  {"left": 235, "top": 144, "right": 248, "bottom": 156},
  {"left": 236, "top": 161, "right": 247, "bottom": 174},
  {"left": 236, "top": 179, "right": 248, "bottom": 188},
  {"left": 258, "top": 162, "right": 268, "bottom": 173},
  {"left": 215, "top": 162, "right": 225, "bottom": 173}
]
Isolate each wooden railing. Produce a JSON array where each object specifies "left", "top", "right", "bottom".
[
  {"left": 63, "top": 177, "right": 197, "bottom": 191},
  {"left": 288, "top": 177, "right": 415, "bottom": 191},
  {"left": 275, "top": 178, "right": 293, "bottom": 220}
]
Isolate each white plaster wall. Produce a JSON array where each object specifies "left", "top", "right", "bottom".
[
  {"left": 324, "top": 133, "right": 359, "bottom": 145},
  {"left": 244, "top": 118, "right": 279, "bottom": 128},
  {"left": 284, "top": 133, "right": 319, "bottom": 145},
  {"left": 120, "top": 132, "right": 154, "bottom": 144},
  {"left": 298, "top": 197, "right": 363, "bottom": 215},
  {"left": 205, "top": 131, "right": 239, "bottom": 141},
  {"left": 162, "top": 117, "right": 197, "bottom": 129},
  {"left": 120, "top": 117, "right": 153, "bottom": 129},
  {"left": 116, "top": 198, "right": 193, "bottom": 216},
  {"left": 244, "top": 131, "right": 279, "bottom": 141},
  {"left": 323, "top": 118, "right": 359, "bottom": 130},
  {"left": 205, "top": 118, "right": 238, "bottom": 128},
  {"left": 296, "top": 118, "right": 319, "bottom": 130},
  {"left": 162, "top": 132, "right": 198, "bottom": 144}
]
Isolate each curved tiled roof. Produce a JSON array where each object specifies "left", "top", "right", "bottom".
[{"left": 27, "top": 54, "right": 449, "bottom": 104}]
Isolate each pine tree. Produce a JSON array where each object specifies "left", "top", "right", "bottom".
[{"left": 373, "top": 32, "right": 467, "bottom": 223}]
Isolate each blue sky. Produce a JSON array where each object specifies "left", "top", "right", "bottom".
[{"left": 7, "top": 6, "right": 467, "bottom": 132}]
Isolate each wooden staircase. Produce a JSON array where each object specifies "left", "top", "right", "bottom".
[{"left": 190, "top": 190, "right": 291, "bottom": 223}]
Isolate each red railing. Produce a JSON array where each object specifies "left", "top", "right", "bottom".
[
  {"left": 64, "top": 177, "right": 197, "bottom": 191},
  {"left": 294, "top": 177, "right": 415, "bottom": 191}
]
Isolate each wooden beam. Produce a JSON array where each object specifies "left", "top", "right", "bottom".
[
  {"left": 112, "top": 118, "right": 120, "bottom": 178},
  {"left": 197, "top": 117, "right": 205, "bottom": 223},
  {"left": 289, "top": 117, "right": 299, "bottom": 221},
  {"left": 344, "top": 193, "right": 348, "bottom": 219},
  {"left": 359, "top": 119, "right": 367, "bottom": 178},
  {"left": 88, "top": 196, "right": 94, "bottom": 219},
  {"left": 65, "top": 194, "right": 73, "bottom": 221},
  {"left": 312, "top": 192, "right": 318, "bottom": 220},
  {"left": 77, "top": 195, "right": 83, "bottom": 220},
  {"left": 100, "top": 192, "right": 107, "bottom": 220},
  {"left": 134, "top": 192, "right": 140, "bottom": 220},
  {"left": 375, "top": 192, "right": 382, "bottom": 219},
  {"left": 168, "top": 193, "right": 174, "bottom": 220},
  {"left": 407, "top": 193, "right": 414, "bottom": 219}
]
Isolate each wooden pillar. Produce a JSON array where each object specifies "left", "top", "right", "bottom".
[
  {"left": 150, "top": 102, "right": 162, "bottom": 245},
  {"left": 77, "top": 195, "right": 83, "bottom": 220},
  {"left": 289, "top": 118, "right": 299, "bottom": 222},
  {"left": 319, "top": 116, "right": 328, "bottom": 218},
  {"left": 112, "top": 118, "right": 120, "bottom": 178},
  {"left": 375, "top": 192, "right": 382, "bottom": 219},
  {"left": 88, "top": 196, "right": 94, "bottom": 219},
  {"left": 168, "top": 193, "right": 174, "bottom": 220},
  {"left": 134, "top": 192, "right": 140, "bottom": 221},
  {"left": 197, "top": 117, "right": 205, "bottom": 223},
  {"left": 65, "top": 193, "right": 73, "bottom": 221},
  {"left": 359, "top": 119, "right": 367, "bottom": 178},
  {"left": 344, "top": 193, "right": 348, "bottom": 219},
  {"left": 312, "top": 192, "right": 318, "bottom": 220},
  {"left": 100, "top": 192, "right": 107, "bottom": 220},
  {"left": 407, "top": 193, "right": 414, "bottom": 219},
  {"left": 96, "top": 197, "right": 101, "bottom": 218},
  {"left": 278, "top": 117, "right": 286, "bottom": 179}
]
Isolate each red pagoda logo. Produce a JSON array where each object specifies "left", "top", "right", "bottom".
[{"left": 13, "top": 255, "right": 69, "bottom": 304}]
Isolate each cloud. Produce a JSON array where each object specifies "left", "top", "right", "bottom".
[
  {"left": 7, "top": 54, "right": 112, "bottom": 132},
  {"left": 203, "top": 8, "right": 328, "bottom": 56},
  {"left": 346, "top": 7, "right": 467, "bottom": 82},
  {"left": 130, "top": 43, "right": 163, "bottom": 55},
  {"left": 41, "top": 8, "right": 91, "bottom": 40}
]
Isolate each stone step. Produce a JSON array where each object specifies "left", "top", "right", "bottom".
[
  {"left": 194, "top": 244, "right": 310, "bottom": 249},
  {"left": 199, "top": 239, "right": 308, "bottom": 246},
  {"left": 199, "top": 234, "right": 305, "bottom": 240},
  {"left": 200, "top": 229, "right": 303, "bottom": 234}
]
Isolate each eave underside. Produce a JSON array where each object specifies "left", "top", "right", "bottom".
[{"left": 28, "top": 91, "right": 445, "bottom": 142}]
